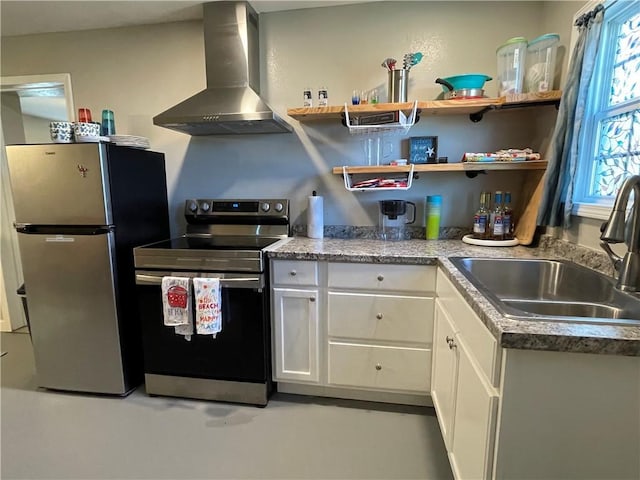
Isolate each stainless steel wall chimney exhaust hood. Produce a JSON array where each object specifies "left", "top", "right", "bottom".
[{"left": 153, "top": 1, "right": 292, "bottom": 135}]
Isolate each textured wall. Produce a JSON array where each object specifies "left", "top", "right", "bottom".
[{"left": 2, "top": 1, "right": 575, "bottom": 237}]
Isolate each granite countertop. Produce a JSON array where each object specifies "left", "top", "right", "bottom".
[{"left": 265, "top": 237, "right": 640, "bottom": 357}]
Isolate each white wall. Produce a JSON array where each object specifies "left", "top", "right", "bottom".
[
  {"left": 0, "top": 93, "right": 27, "bottom": 331},
  {"left": 1, "top": 1, "right": 575, "bottom": 237},
  {"left": 22, "top": 114, "right": 53, "bottom": 144}
]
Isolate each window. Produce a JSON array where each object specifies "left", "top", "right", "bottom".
[{"left": 573, "top": 1, "right": 640, "bottom": 218}]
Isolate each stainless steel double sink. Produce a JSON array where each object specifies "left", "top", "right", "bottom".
[{"left": 450, "top": 257, "right": 640, "bottom": 326}]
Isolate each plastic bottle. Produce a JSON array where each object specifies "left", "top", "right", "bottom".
[
  {"left": 425, "top": 195, "right": 442, "bottom": 240},
  {"left": 473, "top": 192, "right": 491, "bottom": 239}
]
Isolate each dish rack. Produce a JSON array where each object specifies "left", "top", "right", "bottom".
[
  {"left": 342, "top": 165, "right": 415, "bottom": 192},
  {"left": 343, "top": 101, "right": 418, "bottom": 135}
]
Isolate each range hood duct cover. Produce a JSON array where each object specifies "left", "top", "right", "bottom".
[{"left": 153, "top": 1, "right": 292, "bottom": 135}]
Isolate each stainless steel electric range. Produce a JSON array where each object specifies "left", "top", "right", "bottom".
[{"left": 133, "top": 199, "right": 289, "bottom": 406}]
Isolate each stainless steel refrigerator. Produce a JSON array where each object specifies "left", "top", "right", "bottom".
[{"left": 6, "top": 143, "right": 170, "bottom": 395}]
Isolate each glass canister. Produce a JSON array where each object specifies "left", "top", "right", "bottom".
[
  {"left": 496, "top": 37, "right": 528, "bottom": 96},
  {"left": 525, "top": 33, "right": 560, "bottom": 93}
]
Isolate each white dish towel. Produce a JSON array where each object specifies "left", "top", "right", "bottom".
[
  {"left": 193, "top": 277, "right": 222, "bottom": 337},
  {"left": 161, "top": 276, "right": 193, "bottom": 341}
]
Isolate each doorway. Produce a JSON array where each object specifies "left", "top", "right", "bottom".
[{"left": 0, "top": 73, "right": 74, "bottom": 331}]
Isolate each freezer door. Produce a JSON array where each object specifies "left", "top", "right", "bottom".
[
  {"left": 18, "top": 230, "right": 128, "bottom": 394},
  {"left": 6, "top": 144, "right": 112, "bottom": 225}
]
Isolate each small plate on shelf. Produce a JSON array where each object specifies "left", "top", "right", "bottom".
[
  {"left": 462, "top": 234, "right": 519, "bottom": 247},
  {"left": 108, "top": 135, "right": 150, "bottom": 149},
  {"left": 75, "top": 135, "right": 110, "bottom": 143}
]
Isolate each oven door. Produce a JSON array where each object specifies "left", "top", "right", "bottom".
[{"left": 135, "top": 270, "right": 269, "bottom": 383}]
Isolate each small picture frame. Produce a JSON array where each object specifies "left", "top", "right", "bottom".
[{"left": 409, "top": 136, "right": 438, "bottom": 164}]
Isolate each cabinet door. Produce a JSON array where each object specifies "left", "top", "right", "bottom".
[
  {"left": 431, "top": 300, "right": 459, "bottom": 450},
  {"left": 449, "top": 336, "right": 498, "bottom": 480},
  {"left": 272, "top": 288, "right": 320, "bottom": 383}
]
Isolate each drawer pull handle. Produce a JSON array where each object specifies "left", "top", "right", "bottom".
[
  {"left": 309, "top": 297, "right": 316, "bottom": 302},
  {"left": 290, "top": 270, "right": 297, "bottom": 276},
  {"left": 377, "top": 275, "right": 384, "bottom": 281},
  {"left": 446, "top": 336, "right": 456, "bottom": 349},
  {"left": 376, "top": 313, "right": 383, "bottom": 319},
  {"left": 375, "top": 363, "right": 382, "bottom": 371}
]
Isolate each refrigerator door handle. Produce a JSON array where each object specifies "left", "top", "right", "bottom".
[{"left": 14, "top": 224, "right": 115, "bottom": 235}]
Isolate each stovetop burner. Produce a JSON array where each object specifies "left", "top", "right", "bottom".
[
  {"left": 133, "top": 198, "right": 289, "bottom": 273},
  {"left": 144, "top": 236, "right": 281, "bottom": 251}
]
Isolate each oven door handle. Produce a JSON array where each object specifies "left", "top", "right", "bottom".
[{"left": 135, "top": 273, "right": 263, "bottom": 289}]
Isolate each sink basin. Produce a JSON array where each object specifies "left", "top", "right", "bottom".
[{"left": 450, "top": 257, "right": 640, "bottom": 326}]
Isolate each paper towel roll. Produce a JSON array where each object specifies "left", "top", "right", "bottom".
[{"left": 307, "top": 194, "right": 324, "bottom": 239}]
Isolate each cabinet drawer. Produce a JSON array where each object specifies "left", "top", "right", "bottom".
[
  {"left": 436, "top": 269, "right": 500, "bottom": 387},
  {"left": 272, "top": 260, "right": 318, "bottom": 286},
  {"left": 328, "top": 342, "right": 430, "bottom": 393},
  {"left": 328, "top": 292, "right": 433, "bottom": 344},
  {"left": 328, "top": 263, "right": 436, "bottom": 292}
]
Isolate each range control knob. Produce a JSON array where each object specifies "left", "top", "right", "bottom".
[
  {"left": 274, "top": 202, "right": 284, "bottom": 212},
  {"left": 187, "top": 201, "right": 198, "bottom": 213},
  {"left": 199, "top": 201, "right": 211, "bottom": 212},
  {"left": 261, "top": 202, "right": 271, "bottom": 212}
]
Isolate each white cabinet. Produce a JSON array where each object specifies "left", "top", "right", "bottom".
[
  {"left": 327, "top": 263, "right": 435, "bottom": 395},
  {"left": 431, "top": 301, "right": 459, "bottom": 450},
  {"left": 449, "top": 336, "right": 498, "bottom": 480},
  {"left": 328, "top": 342, "right": 430, "bottom": 391},
  {"left": 272, "top": 287, "right": 319, "bottom": 383},
  {"left": 432, "top": 299, "right": 498, "bottom": 480},
  {"left": 432, "top": 270, "right": 499, "bottom": 480},
  {"left": 327, "top": 292, "right": 432, "bottom": 343},
  {"left": 271, "top": 260, "right": 320, "bottom": 384},
  {"left": 433, "top": 267, "right": 640, "bottom": 480},
  {"left": 271, "top": 259, "right": 436, "bottom": 404}
]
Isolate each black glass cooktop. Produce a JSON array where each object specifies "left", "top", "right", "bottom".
[{"left": 142, "top": 235, "right": 281, "bottom": 251}]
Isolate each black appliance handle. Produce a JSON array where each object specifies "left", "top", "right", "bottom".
[
  {"left": 435, "top": 78, "right": 455, "bottom": 92},
  {"left": 15, "top": 224, "right": 114, "bottom": 235},
  {"left": 406, "top": 201, "right": 417, "bottom": 224}
]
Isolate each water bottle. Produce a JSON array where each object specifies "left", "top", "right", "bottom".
[
  {"left": 426, "top": 195, "right": 442, "bottom": 240},
  {"left": 101, "top": 109, "right": 116, "bottom": 136}
]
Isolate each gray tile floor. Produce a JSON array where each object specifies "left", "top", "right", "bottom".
[{"left": 1, "top": 332, "right": 453, "bottom": 479}]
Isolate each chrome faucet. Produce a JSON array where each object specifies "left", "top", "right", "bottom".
[{"left": 600, "top": 175, "right": 640, "bottom": 292}]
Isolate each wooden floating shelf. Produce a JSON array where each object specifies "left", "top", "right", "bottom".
[
  {"left": 288, "top": 91, "right": 561, "bottom": 121},
  {"left": 332, "top": 160, "right": 548, "bottom": 175}
]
